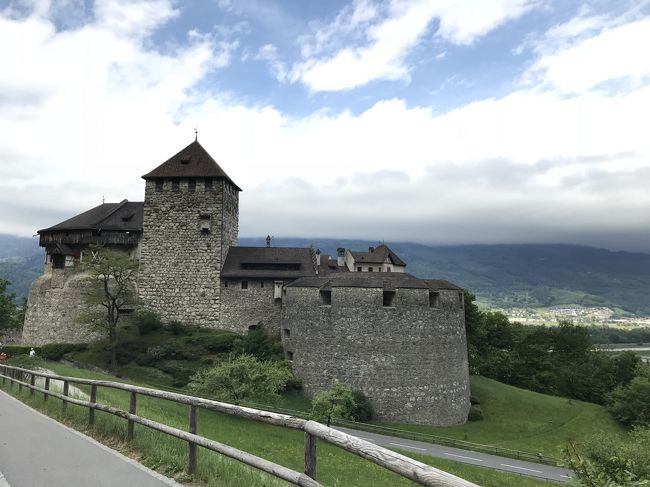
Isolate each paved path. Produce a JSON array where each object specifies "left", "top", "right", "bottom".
[
  {"left": 0, "top": 390, "right": 180, "bottom": 487},
  {"left": 335, "top": 426, "right": 574, "bottom": 483}
]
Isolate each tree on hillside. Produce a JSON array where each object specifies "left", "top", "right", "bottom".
[
  {"left": 79, "top": 248, "right": 139, "bottom": 370},
  {"left": 189, "top": 354, "right": 292, "bottom": 404},
  {"left": 607, "top": 376, "right": 650, "bottom": 427},
  {"left": 0, "top": 278, "right": 19, "bottom": 330}
]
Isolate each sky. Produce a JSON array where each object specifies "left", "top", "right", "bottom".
[{"left": 1, "top": 0, "right": 650, "bottom": 252}]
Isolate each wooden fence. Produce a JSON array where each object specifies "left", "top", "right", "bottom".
[{"left": 0, "top": 364, "right": 478, "bottom": 487}]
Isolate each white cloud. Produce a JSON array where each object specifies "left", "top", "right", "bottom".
[
  {"left": 1, "top": 1, "right": 650, "bottom": 251},
  {"left": 292, "top": 0, "right": 537, "bottom": 92},
  {"left": 525, "top": 16, "right": 650, "bottom": 93},
  {"left": 255, "top": 43, "right": 288, "bottom": 82}
]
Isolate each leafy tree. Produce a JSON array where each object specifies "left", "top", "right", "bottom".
[
  {"left": 240, "top": 324, "right": 283, "bottom": 361},
  {"left": 564, "top": 427, "right": 650, "bottom": 486},
  {"left": 607, "top": 377, "right": 650, "bottom": 427},
  {"left": 79, "top": 248, "right": 139, "bottom": 370},
  {"left": 189, "top": 354, "right": 292, "bottom": 404},
  {"left": 311, "top": 382, "right": 373, "bottom": 425},
  {"left": 0, "top": 278, "right": 19, "bottom": 330}
]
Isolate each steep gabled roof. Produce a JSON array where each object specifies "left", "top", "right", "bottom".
[
  {"left": 349, "top": 244, "right": 406, "bottom": 266},
  {"left": 221, "top": 247, "right": 317, "bottom": 279},
  {"left": 142, "top": 140, "right": 241, "bottom": 191},
  {"left": 38, "top": 200, "right": 143, "bottom": 233}
]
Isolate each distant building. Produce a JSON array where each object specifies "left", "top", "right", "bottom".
[{"left": 22, "top": 140, "right": 470, "bottom": 425}]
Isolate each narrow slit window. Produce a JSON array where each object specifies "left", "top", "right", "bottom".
[
  {"left": 320, "top": 290, "right": 331, "bottom": 305},
  {"left": 241, "top": 280, "right": 248, "bottom": 290},
  {"left": 383, "top": 290, "right": 396, "bottom": 307},
  {"left": 286, "top": 351, "right": 294, "bottom": 361},
  {"left": 429, "top": 291, "right": 440, "bottom": 308},
  {"left": 283, "top": 328, "right": 290, "bottom": 338},
  {"left": 260, "top": 281, "right": 264, "bottom": 288}
]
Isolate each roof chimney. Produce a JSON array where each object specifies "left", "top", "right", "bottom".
[
  {"left": 315, "top": 248, "right": 321, "bottom": 266},
  {"left": 336, "top": 247, "right": 345, "bottom": 267},
  {"left": 266, "top": 235, "right": 272, "bottom": 248},
  {"left": 369, "top": 246, "right": 375, "bottom": 253}
]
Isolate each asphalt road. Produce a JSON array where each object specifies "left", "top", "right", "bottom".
[
  {"left": 335, "top": 426, "right": 575, "bottom": 483},
  {"left": 0, "top": 390, "right": 180, "bottom": 487}
]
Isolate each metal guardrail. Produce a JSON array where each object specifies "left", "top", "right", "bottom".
[{"left": 0, "top": 364, "right": 479, "bottom": 487}]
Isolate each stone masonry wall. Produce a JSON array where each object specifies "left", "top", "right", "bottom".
[
  {"left": 21, "top": 268, "right": 103, "bottom": 345},
  {"left": 282, "top": 287, "right": 470, "bottom": 425},
  {"left": 220, "top": 279, "right": 283, "bottom": 334},
  {"left": 139, "top": 178, "right": 239, "bottom": 327}
]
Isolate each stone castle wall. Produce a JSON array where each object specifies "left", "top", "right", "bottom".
[
  {"left": 282, "top": 286, "right": 470, "bottom": 425},
  {"left": 220, "top": 278, "right": 284, "bottom": 333},
  {"left": 138, "top": 178, "right": 238, "bottom": 327},
  {"left": 21, "top": 268, "right": 103, "bottom": 345}
]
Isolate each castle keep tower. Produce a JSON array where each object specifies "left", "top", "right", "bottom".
[{"left": 139, "top": 141, "right": 240, "bottom": 327}]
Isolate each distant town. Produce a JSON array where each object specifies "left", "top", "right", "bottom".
[{"left": 500, "top": 306, "right": 650, "bottom": 329}]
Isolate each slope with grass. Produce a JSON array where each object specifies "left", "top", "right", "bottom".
[
  {"left": 376, "top": 376, "right": 625, "bottom": 460},
  {"left": 1, "top": 359, "right": 549, "bottom": 487}
]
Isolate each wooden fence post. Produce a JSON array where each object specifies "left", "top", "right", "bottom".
[
  {"left": 89, "top": 385, "right": 97, "bottom": 425},
  {"left": 44, "top": 377, "right": 50, "bottom": 401},
  {"left": 18, "top": 370, "right": 22, "bottom": 393},
  {"left": 304, "top": 432, "right": 317, "bottom": 480},
  {"left": 127, "top": 391, "right": 137, "bottom": 441},
  {"left": 188, "top": 405, "right": 198, "bottom": 475},
  {"left": 62, "top": 381, "right": 69, "bottom": 412},
  {"left": 30, "top": 373, "right": 35, "bottom": 396}
]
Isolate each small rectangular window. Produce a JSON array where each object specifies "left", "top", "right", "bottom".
[
  {"left": 286, "top": 351, "right": 294, "bottom": 361},
  {"left": 155, "top": 180, "right": 163, "bottom": 192},
  {"left": 320, "top": 290, "right": 331, "bottom": 305},
  {"left": 383, "top": 290, "right": 396, "bottom": 307},
  {"left": 241, "top": 281, "right": 248, "bottom": 290},
  {"left": 260, "top": 281, "right": 264, "bottom": 288},
  {"left": 357, "top": 266, "right": 362, "bottom": 272},
  {"left": 283, "top": 328, "right": 290, "bottom": 338},
  {"left": 172, "top": 180, "right": 180, "bottom": 192},
  {"left": 378, "top": 268, "right": 382, "bottom": 272},
  {"left": 387, "top": 267, "right": 392, "bottom": 272},
  {"left": 188, "top": 179, "right": 196, "bottom": 192},
  {"left": 368, "top": 267, "right": 373, "bottom": 272},
  {"left": 205, "top": 179, "right": 213, "bottom": 192},
  {"left": 224, "top": 281, "right": 228, "bottom": 288},
  {"left": 429, "top": 291, "right": 440, "bottom": 308}
]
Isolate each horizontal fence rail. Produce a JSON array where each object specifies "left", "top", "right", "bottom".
[
  {"left": 0, "top": 365, "right": 479, "bottom": 487},
  {"left": 142, "top": 379, "right": 561, "bottom": 467}
]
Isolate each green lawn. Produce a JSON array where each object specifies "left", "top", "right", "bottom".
[
  {"left": 376, "top": 376, "right": 625, "bottom": 460},
  {"left": 1, "top": 360, "right": 549, "bottom": 487}
]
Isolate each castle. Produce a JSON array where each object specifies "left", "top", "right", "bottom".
[{"left": 22, "top": 140, "right": 471, "bottom": 425}]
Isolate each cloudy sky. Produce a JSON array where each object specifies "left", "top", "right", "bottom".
[{"left": 1, "top": 0, "right": 650, "bottom": 251}]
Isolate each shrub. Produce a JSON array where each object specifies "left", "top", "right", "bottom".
[
  {"left": 39, "top": 343, "right": 88, "bottom": 361},
  {"left": 607, "top": 376, "right": 650, "bottom": 427},
  {"left": 115, "top": 341, "right": 148, "bottom": 365},
  {"left": 201, "top": 332, "right": 242, "bottom": 353},
  {"left": 240, "top": 324, "right": 282, "bottom": 361},
  {"left": 132, "top": 310, "right": 163, "bottom": 335},
  {"left": 167, "top": 320, "right": 186, "bottom": 336},
  {"left": 189, "top": 354, "right": 292, "bottom": 404},
  {"left": 311, "top": 382, "right": 374, "bottom": 424},
  {"left": 1, "top": 345, "right": 33, "bottom": 357},
  {"left": 468, "top": 404, "right": 484, "bottom": 421}
]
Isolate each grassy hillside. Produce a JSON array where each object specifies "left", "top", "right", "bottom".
[
  {"left": 1, "top": 360, "right": 549, "bottom": 487},
  {"left": 378, "top": 376, "right": 625, "bottom": 459}
]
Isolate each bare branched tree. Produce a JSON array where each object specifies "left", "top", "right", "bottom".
[{"left": 79, "top": 247, "right": 139, "bottom": 370}]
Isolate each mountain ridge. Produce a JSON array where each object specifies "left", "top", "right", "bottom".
[{"left": 2, "top": 233, "right": 649, "bottom": 315}]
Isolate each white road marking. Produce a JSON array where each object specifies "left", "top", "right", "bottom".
[
  {"left": 500, "top": 464, "right": 543, "bottom": 473},
  {"left": 561, "top": 475, "right": 573, "bottom": 478},
  {"left": 444, "top": 453, "right": 484, "bottom": 462},
  {"left": 389, "top": 442, "right": 428, "bottom": 452}
]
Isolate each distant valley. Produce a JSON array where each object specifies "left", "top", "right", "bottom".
[{"left": 2, "top": 233, "right": 650, "bottom": 320}]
